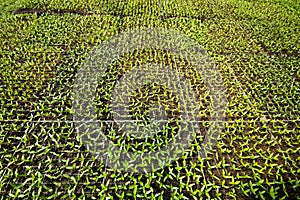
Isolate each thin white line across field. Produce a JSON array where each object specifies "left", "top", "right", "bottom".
[{"left": 1, "top": 119, "right": 299, "bottom": 123}]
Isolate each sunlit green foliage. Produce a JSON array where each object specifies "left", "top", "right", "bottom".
[{"left": 0, "top": 0, "right": 299, "bottom": 199}]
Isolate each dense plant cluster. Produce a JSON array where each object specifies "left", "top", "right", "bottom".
[{"left": 0, "top": 0, "right": 299, "bottom": 199}]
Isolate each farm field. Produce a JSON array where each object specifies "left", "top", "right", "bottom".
[{"left": 0, "top": 0, "right": 299, "bottom": 199}]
